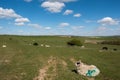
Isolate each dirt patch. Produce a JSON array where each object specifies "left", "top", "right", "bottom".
[
  {"left": 33, "top": 56, "right": 57, "bottom": 80},
  {"left": 33, "top": 57, "right": 70, "bottom": 80},
  {"left": 70, "top": 58, "right": 76, "bottom": 63},
  {"left": 87, "top": 77, "right": 95, "bottom": 80},
  {"left": 61, "top": 60, "right": 67, "bottom": 67},
  {"left": 0, "top": 59, "right": 10, "bottom": 65}
]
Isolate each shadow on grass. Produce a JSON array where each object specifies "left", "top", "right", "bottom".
[{"left": 72, "top": 69, "right": 78, "bottom": 74}]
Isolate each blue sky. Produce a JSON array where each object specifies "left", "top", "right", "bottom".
[{"left": 0, "top": 0, "right": 120, "bottom": 36}]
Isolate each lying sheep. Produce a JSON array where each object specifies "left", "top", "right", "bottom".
[
  {"left": 2, "top": 45, "right": 7, "bottom": 48},
  {"left": 45, "top": 45, "right": 50, "bottom": 47}
]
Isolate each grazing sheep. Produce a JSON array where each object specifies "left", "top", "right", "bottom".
[
  {"left": 81, "top": 46, "right": 85, "bottom": 48},
  {"left": 41, "top": 44, "right": 44, "bottom": 47},
  {"left": 2, "top": 45, "right": 7, "bottom": 48},
  {"left": 45, "top": 45, "right": 50, "bottom": 47}
]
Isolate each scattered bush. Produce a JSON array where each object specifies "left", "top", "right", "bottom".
[
  {"left": 67, "top": 39, "right": 82, "bottom": 46},
  {"left": 100, "top": 40, "right": 120, "bottom": 45},
  {"left": 9, "top": 38, "right": 12, "bottom": 40},
  {"left": 102, "top": 47, "right": 108, "bottom": 50},
  {"left": 33, "top": 42, "right": 38, "bottom": 46},
  {"left": 113, "top": 48, "right": 117, "bottom": 51}
]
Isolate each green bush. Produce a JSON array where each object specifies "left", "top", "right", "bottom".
[
  {"left": 33, "top": 42, "right": 38, "bottom": 46},
  {"left": 67, "top": 39, "right": 82, "bottom": 46}
]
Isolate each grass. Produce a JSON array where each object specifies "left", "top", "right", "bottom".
[{"left": 0, "top": 35, "right": 120, "bottom": 80}]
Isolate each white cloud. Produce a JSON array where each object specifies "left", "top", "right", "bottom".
[
  {"left": 97, "top": 26, "right": 107, "bottom": 31},
  {"left": 0, "top": 7, "right": 30, "bottom": 26},
  {"left": 46, "top": 0, "right": 77, "bottom": 2},
  {"left": 15, "top": 18, "right": 30, "bottom": 23},
  {"left": 18, "top": 30, "right": 24, "bottom": 33},
  {"left": 45, "top": 27, "right": 51, "bottom": 29},
  {"left": 59, "top": 22, "right": 70, "bottom": 27},
  {"left": 86, "top": 26, "right": 109, "bottom": 36},
  {"left": 15, "top": 22, "right": 25, "bottom": 26},
  {"left": 0, "top": 7, "right": 21, "bottom": 18},
  {"left": 63, "top": 9, "right": 73, "bottom": 15},
  {"left": 24, "top": 0, "right": 32, "bottom": 2},
  {"left": 28, "top": 23, "right": 42, "bottom": 28},
  {"left": 60, "top": 0, "right": 77, "bottom": 2},
  {"left": 0, "top": 26, "right": 3, "bottom": 29},
  {"left": 97, "top": 17, "right": 119, "bottom": 25},
  {"left": 95, "top": 26, "right": 108, "bottom": 35},
  {"left": 41, "top": 1, "right": 65, "bottom": 13},
  {"left": 85, "top": 20, "right": 96, "bottom": 23},
  {"left": 72, "top": 26, "right": 84, "bottom": 30},
  {"left": 15, "top": 17, "right": 30, "bottom": 26},
  {"left": 73, "top": 13, "right": 81, "bottom": 17}
]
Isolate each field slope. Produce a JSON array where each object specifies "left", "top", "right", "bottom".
[{"left": 0, "top": 35, "right": 120, "bottom": 80}]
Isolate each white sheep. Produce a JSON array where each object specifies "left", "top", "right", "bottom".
[
  {"left": 2, "top": 45, "right": 7, "bottom": 48},
  {"left": 45, "top": 45, "right": 50, "bottom": 47}
]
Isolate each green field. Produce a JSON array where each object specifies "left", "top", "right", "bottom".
[{"left": 0, "top": 35, "right": 120, "bottom": 80}]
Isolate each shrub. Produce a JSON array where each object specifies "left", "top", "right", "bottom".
[
  {"left": 102, "top": 47, "right": 108, "bottom": 50},
  {"left": 67, "top": 39, "right": 82, "bottom": 46},
  {"left": 33, "top": 42, "right": 38, "bottom": 46},
  {"left": 100, "top": 40, "right": 120, "bottom": 45},
  {"left": 9, "top": 38, "right": 12, "bottom": 40},
  {"left": 113, "top": 48, "right": 117, "bottom": 51}
]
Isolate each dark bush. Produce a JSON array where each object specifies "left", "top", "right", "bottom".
[
  {"left": 113, "top": 48, "right": 117, "bottom": 51},
  {"left": 67, "top": 39, "right": 82, "bottom": 46},
  {"left": 101, "top": 40, "right": 120, "bottom": 45},
  {"left": 102, "top": 47, "right": 108, "bottom": 50},
  {"left": 33, "top": 42, "right": 38, "bottom": 46},
  {"left": 9, "top": 38, "right": 12, "bottom": 40}
]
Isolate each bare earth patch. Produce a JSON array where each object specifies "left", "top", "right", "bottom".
[
  {"left": 61, "top": 60, "right": 67, "bottom": 67},
  {"left": 33, "top": 57, "right": 69, "bottom": 80},
  {"left": 33, "top": 56, "right": 57, "bottom": 80},
  {"left": 87, "top": 77, "right": 95, "bottom": 80},
  {"left": 70, "top": 58, "right": 76, "bottom": 63}
]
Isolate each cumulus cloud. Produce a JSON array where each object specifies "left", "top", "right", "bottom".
[
  {"left": 0, "top": 7, "right": 30, "bottom": 26},
  {"left": 72, "top": 26, "right": 84, "bottom": 30},
  {"left": 24, "top": 0, "right": 32, "bottom": 2},
  {"left": 45, "top": 27, "right": 51, "bottom": 29},
  {"left": 0, "top": 26, "right": 3, "bottom": 29},
  {"left": 60, "top": 0, "right": 77, "bottom": 2},
  {"left": 15, "top": 17, "right": 30, "bottom": 26},
  {"left": 15, "top": 22, "right": 24, "bottom": 26},
  {"left": 87, "top": 26, "right": 108, "bottom": 36},
  {"left": 41, "top": 0, "right": 77, "bottom": 13},
  {"left": 63, "top": 9, "right": 73, "bottom": 15},
  {"left": 15, "top": 18, "right": 30, "bottom": 23},
  {"left": 97, "top": 17, "right": 119, "bottom": 25},
  {"left": 46, "top": 0, "right": 77, "bottom": 2},
  {"left": 85, "top": 20, "right": 96, "bottom": 23},
  {"left": 95, "top": 26, "right": 110, "bottom": 35},
  {"left": 97, "top": 26, "right": 107, "bottom": 31},
  {"left": 59, "top": 22, "right": 70, "bottom": 27},
  {"left": 28, "top": 23, "right": 42, "bottom": 28},
  {"left": 73, "top": 13, "right": 81, "bottom": 17},
  {"left": 0, "top": 7, "right": 21, "bottom": 18},
  {"left": 41, "top": 1, "right": 65, "bottom": 13}
]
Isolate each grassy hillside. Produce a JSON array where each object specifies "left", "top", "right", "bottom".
[{"left": 0, "top": 35, "right": 120, "bottom": 80}]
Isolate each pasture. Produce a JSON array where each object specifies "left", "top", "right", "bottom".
[{"left": 0, "top": 35, "right": 120, "bottom": 80}]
